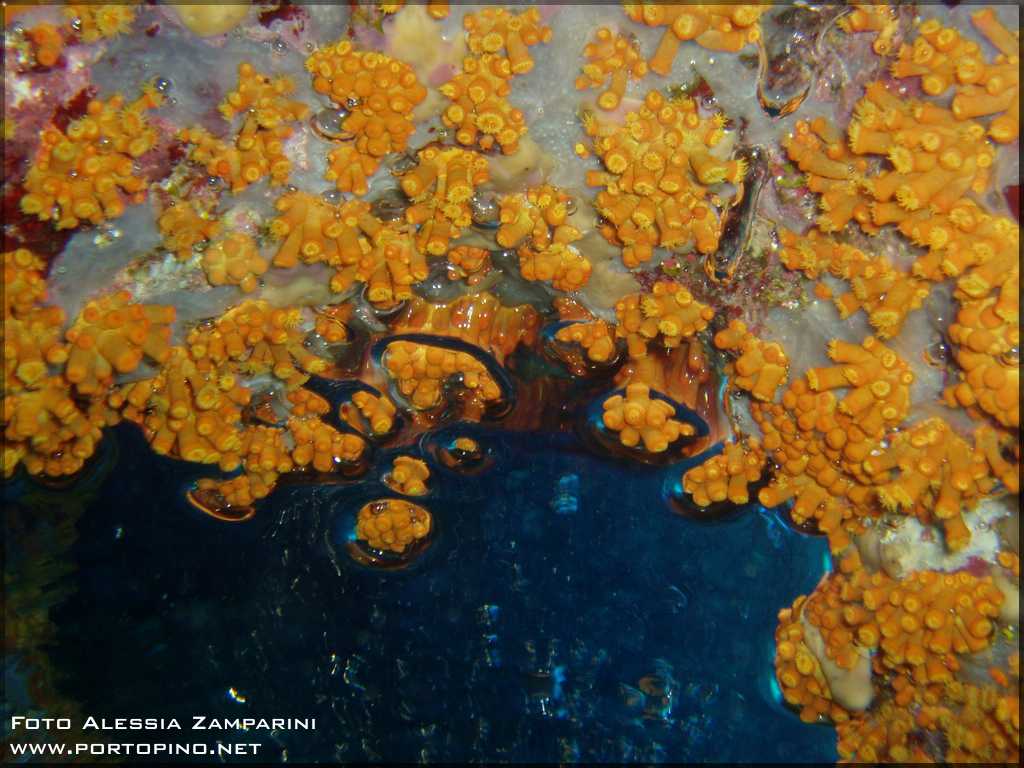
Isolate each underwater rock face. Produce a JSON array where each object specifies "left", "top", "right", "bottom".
[{"left": 1, "top": 2, "right": 1019, "bottom": 764}]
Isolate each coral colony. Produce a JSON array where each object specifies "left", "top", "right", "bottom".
[{"left": 2, "top": 3, "right": 1019, "bottom": 762}]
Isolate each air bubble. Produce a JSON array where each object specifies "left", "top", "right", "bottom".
[
  {"left": 311, "top": 107, "right": 354, "bottom": 141},
  {"left": 470, "top": 192, "right": 500, "bottom": 227}
]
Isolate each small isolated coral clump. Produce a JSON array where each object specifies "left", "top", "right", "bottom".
[
  {"left": 63, "top": 4, "right": 136, "bottom": 43},
  {"left": 555, "top": 319, "right": 617, "bottom": 363},
  {"left": 382, "top": 340, "right": 503, "bottom": 412},
  {"left": 713, "top": 319, "right": 789, "bottom": 401},
  {"left": 778, "top": 228, "right": 931, "bottom": 339},
  {"left": 194, "top": 472, "right": 275, "bottom": 512},
  {"left": 400, "top": 146, "right": 490, "bottom": 256},
  {"left": 356, "top": 499, "right": 432, "bottom": 554},
  {"left": 576, "top": 27, "right": 648, "bottom": 111},
  {"left": 180, "top": 63, "right": 308, "bottom": 193},
  {"left": 385, "top": 455, "right": 430, "bottom": 496},
  {"left": 201, "top": 232, "right": 269, "bottom": 293},
  {"left": 440, "top": 54, "right": 527, "bottom": 154},
  {"left": 623, "top": 4, "right": 765, "bottom": 74},
  {"left": 462, "top": 7, "right": 552, "bottom": 76},
  {"left": 20, "top": 88, "right": 164, "bottom": 230},
  {"left": 157, "top": 199, "right": 221, "bottom": 262},
  {"left": 683, "top": 437, "right": 766, "bottom": 508},
  {"left": 891, "top": 11, "right": 1020, "bottom": 144},
  {"left": 601, "top": 382, "right": 695, "bottom": 453},
  {"left": 615, "top": 281, "right": 715, "bottom": 359},
  {"left": 64, "top": 291, "right": 175, "bottom": 396},
  {"left": 307, "top": 41, "right": 426, "bottom": 195},
  {"left": 585, "top": 91, "right": 744, "bottom": 267}
]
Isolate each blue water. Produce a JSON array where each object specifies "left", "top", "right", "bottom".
[{"left": 40, "top": 423, "right": 836, "bottom": 763}]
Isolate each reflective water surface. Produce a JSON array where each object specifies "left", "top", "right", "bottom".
[{"left": 7, "top": 423, "right": 834, "bottom": 763}]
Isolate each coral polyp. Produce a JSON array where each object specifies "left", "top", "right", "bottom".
[
  {"left": 355, "top": 498, "right": 433, "bottom": 555},
  {"left": 382, "top": 339, "right": 504, "bottom": 416},
  {"left": 384, "top": 455, "right": 430, "bottom": 496},
  {"left": 601, "top": 382, "right": 695, "bottom": 454}
]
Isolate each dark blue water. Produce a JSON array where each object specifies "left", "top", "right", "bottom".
[{"left": 40, "top": 423, "right": 836, "bottom": 763}]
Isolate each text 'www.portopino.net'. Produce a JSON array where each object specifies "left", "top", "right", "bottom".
[{"left": 8, "top": 741, "right": 262, "bottom": 757}]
